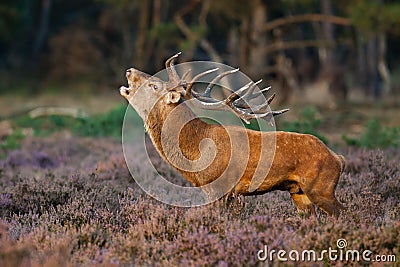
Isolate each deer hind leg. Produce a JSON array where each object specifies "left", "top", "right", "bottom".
[
  {"left": 302, "top": 176, "right": 345, "bottom": 218},
  {"left": 291, "top": 193, "right": 316, "bottom": 218},
  {"left": 307, "top": 194, "right": 344, "bottom": 218}
]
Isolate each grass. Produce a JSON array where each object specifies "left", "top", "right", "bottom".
[
  {"left": 0, "top": 130, "right": 25, "bottom": 159},
  {"left": 1, "top": 104, "right": 133, "bottom": 159},
  {"left": 13, "top": 104, "right": 129, "bottom": 139},
  {"left": 343, "top": 118, "right": 400, "bottom": 149}
]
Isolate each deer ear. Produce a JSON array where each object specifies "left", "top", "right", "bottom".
[{"left": 165, "top": 91, "right": 181, "bottom": 104}]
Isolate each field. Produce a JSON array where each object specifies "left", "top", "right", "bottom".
[
  {"left": 0, "top": 104, "right": 399, "bottom": 266},
  {"left": 2, "top": 0, "right": 400, "bottom": 265}
]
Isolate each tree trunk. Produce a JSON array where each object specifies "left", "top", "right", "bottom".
[
  {"left": 153, "top": 0, "right": 161, "bottom": 26},
  {"left": 367, "top": 36, "right": 380, "bottom": 99},
  {"left": 32, "top": 0, "right": 51, "bottom": 64},
  {"left": 152, "top": 0, "right": 163, "bottom": 70},
  {"left": 357, "top": 34, "right": 380, "bottom": 99},
  {"left": 135, "top": 0, "right": 151, "bottom": 70},
  {"left": 377, "top": 33, "right": 391, "bottom": 94},
  {"left": 317, "top": 0, "right": 348, "bottom": 102},
  {"left": 248, "top": 0, "right": 267, "bottom": 78},
  {"left": 239, "top": 17, "right": 250, "bottom": 70},
  {"left": 227, "top": 27, "right": 240, "bottom": 67},
  {"left": 319, "top": 0, "right": 334, "bottom": 74},
  {"left": 356, "top": 33, "right": 368, "bottom": 92}
]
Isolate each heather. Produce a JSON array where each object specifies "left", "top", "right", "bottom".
[
  {"left": 0, "top": 135, "right": 399, "bottom": 266},
  {"left": 2, "top": 0, "right": 400, "bottom": 265}
]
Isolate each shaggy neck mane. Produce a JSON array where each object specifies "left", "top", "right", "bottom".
[{"left": 144, "top": 99, "right": 210, "bottom": 171}]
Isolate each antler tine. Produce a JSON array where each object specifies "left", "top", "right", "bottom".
[
  {"left": 216, "top": 81, "right": 253, "bottom": 104},
  {"left": 227, "top": 81, "right": 253, "bottom": 101},
  {"left": 232, "top": 107, "right": 289, "bottom": 125},
  {"left": 232, "top": 80, "right": 262, "bottom": 108},
  {"left": 185, "top": 68, "right": 219, "bottom": 97},
  {"left": 181, "top": 64, "right": 289, "bottom": 124},
  {"left": 233, "top": 93, "right": 276, "bottom": 114},
  {"left": 243, "top": 102, "right": 269, "bottom": 114},
  {"left": 188, "top": 86, "right": 288, "bottom": 124},
  {"left": 240, "top": 79, "right": 262, "bottom": 100},
  {"left": 225, "top": 80, "right": 264, "bottom": 107},
  {"left": 271, "top": 108, "right": 290, "bottom": 116},
  {"left": 266, "top": 93, "right": 276, "bottom": 104},
  {"left": 202, "top": 68, "right": 240, "bottom": 97},
  {"left": 165, "top": 52, "right": 181, "bottom": 83},
  {"left": 247, "top": 86, "right": 272, "bottom": 101},
  {"left": 208, "top": 80, "right": 254, "bottom": 107},
  {"left": 188, "top": 84, "right": 254, "bottom": 114},
  {"left": 228, "top": 88, "right": 289, "bottom": 123}
]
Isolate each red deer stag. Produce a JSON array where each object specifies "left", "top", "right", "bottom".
[{"left": 119, "top": 53, "right": 345, "bottom": 217}]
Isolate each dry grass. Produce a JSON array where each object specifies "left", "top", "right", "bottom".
[{"left": 0, "top": 136, "right": 399, "bottom": 266}]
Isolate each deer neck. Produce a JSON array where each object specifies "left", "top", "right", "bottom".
[{"left": 144, "top": 100, "right": 208, "bottom": 166}]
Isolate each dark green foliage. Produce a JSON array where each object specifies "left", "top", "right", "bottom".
[
  {"left": 0, "top": 1, "right": 23, "bottom": 42},
  {"left": 279, "top": 106, "right": 328, "bottom": 144},
  {"left": 349, "top": 0, "right": 400, "bottom": 36},
  {"left": 343, "top": 119, "right": 400, "bottom": 149}
]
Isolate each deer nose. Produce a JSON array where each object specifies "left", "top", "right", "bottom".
[{"left": 120, "top": 86, "right": 131, "bottom": 97}]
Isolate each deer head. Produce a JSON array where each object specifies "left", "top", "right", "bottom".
[{"left": 120, "top": 52, "right": 288, "bottom": 124}]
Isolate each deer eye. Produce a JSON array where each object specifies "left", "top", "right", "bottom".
[{"left": 148, "top": 83, "right": 158, "bottom": 90}]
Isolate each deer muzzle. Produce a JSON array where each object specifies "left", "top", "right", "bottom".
[{"left": 120, "top": 86, "right": 131, "bottom": 99}]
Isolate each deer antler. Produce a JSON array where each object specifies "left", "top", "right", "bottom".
[
  {"left": 165, "top": 52, "right": 181, "bottom": 84},
  {"left": 164, "top": 53, "right": 289, "bottom": 124}
]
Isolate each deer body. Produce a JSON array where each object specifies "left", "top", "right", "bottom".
[{"left": 120, "top": 54, "right": 345, "bottom": 217}]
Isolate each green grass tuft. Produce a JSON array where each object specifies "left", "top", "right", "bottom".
[
  {"left": 343, "top": 119, "right": 399, "bottom": 149},
  {"left": 0, "top": 130, "right": 25, "bottom": 159}
]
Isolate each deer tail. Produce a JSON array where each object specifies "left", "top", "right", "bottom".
[{"left": 338, "top": 154, "right": 346, "bottom": 173}]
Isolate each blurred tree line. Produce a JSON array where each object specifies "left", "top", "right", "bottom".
[{"left": 1, "top": 0, "right": 400, "bottom": 101}]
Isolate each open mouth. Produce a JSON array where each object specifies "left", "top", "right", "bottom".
[{"left": 119, "top": 86, "right": 131, "bottom": 97}]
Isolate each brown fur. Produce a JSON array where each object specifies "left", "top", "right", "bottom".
[{"left": 120, "top": 67, "right": 345, "bottom": 217}]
